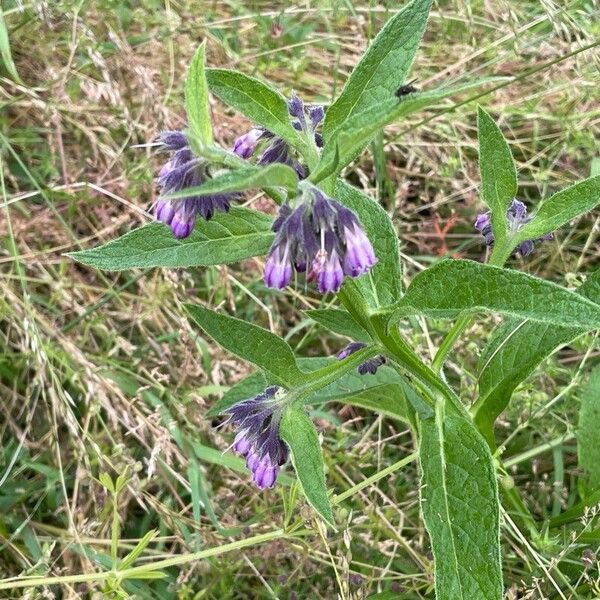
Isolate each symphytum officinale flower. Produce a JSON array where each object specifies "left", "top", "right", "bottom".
[
  {"left": 337, "top": 342, "right": 386, "bottom": 375},
  {"left": 232, "top": 92, "right": 324, "bottom": 180},
  {"left": 225, "top": 386, "right": 288, "bottom": 489},
  {"left": 154, "top": 131, "right": 236, "bottom": 238},
  {"left": 264, "top": 188, "right": 377, "bottom": 293},
  {"left": 475, "top": 199, "right": 553, "bottom": 257}
]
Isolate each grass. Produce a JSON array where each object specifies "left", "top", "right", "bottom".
[{"left": 1, "top": 0, "right": 600, "bottom": 598}]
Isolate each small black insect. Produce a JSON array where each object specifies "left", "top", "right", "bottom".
[{"left": 395, "top": 79, "right": 418, "bottom": 98}]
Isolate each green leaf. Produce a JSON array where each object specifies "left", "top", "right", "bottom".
[
  {"left": 0, "top": 8, "right": 22, "bottom": 84},
  {"left": 323, "top": 0, "right": 432, "bottom": 141},
  {"left": 206, "top": 68, "right": 307, "bottom": 154},
  {"left": 420, "top": 405, "right": 503, "bottom": 600},
  {"left": 335, "top": 383, "right": 411, "bottom": 423},
  {"left": 184, "top": 303, "right": 304, "bottom": 387},
  {"left": 316, "top": 80, "right": 501, "bottom": 178},
  {"left": 68, "top": 207, "right": 274, "bottom": 270},
  {"left": 477, "top": 107, "right": 517, "bottom": 248},
  {"left": 473, "top": 269, "right": 600, "bottom": 445},
  {"left": 516, "top": 176, "right": 600, "bottom": 242},
  {"left": 280, "top": 405, "right": 335, "bottom": 527},
  {"left": 166, "top": 164, "right": 298, "bottom": 200},
  {"left": 336, "top": 181, "right": 401, "bottom": 308},
  {"left": 185, "top": 41, "right": 212, "bottom": 147},
  {"left": 578, "top": 364, "right": 600, "bottom": 496},
  {"left": 383, "top": 259, "right": 600, "bottom": 330},
  {"left": 305, "top": 308, "right": 371, "bottom": 342}
]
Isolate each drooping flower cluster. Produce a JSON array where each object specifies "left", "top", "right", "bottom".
[
  {"left": 225, "top": 387, "right": 288, "bottom": 489},
  {"left": 264, "top": 188, "right": 377, "bottom": 293},
  {"left": 337, "top": 342, "right": 386, "bottom": 375},
  {"left": 154, "top": 131, "right": 235, "bottom": 238},
  {"left": 475, "top": 199, "right": 553, "bottom": 257},
  {"left": 233, "top": 92, "right": 324, "bottom": 179}
]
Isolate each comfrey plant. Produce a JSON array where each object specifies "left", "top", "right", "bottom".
[{"left": 70, "top": 1, "right": 600, "bottom": 597}]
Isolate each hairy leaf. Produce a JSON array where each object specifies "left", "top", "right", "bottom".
[
  {"left": 206, "top": 68, "right": 307, "bottom": 155},
  {"left": 383, "top": 259, "right": 600, "bottom": 330},
  {"left": 473, "top": 269, "right": 600, "bottom": 444},
  {"left": 323, "top": 0, "right": 432, "bottom": 141},
  {"left": 185, "top": 42, "right": 212, "bottom": 147},
  {"left": 185, "top": 304, "right": 304, "bottom": 387},
  {"left": 517, "top": 176, "right": 600, "bottom": 242},
  {"left": 68, "top": 208, "right": 274, "bottom": 270},
  {"left": 166, "top": 164, "right": 298, "bottom": 199},
  {"left": 305, "top": 308, "right": 371, "bottom": 342},
  {"left": 477, "top": 107, "right": 517, "bottom": 248},
  {"left": 577, "top": 364, "right": 600, "bottom": 496},
  {"left": 280, "top": 405, "right": 335, "bottom": 526},
  {"left": 420, "top": 405, "right": 503, "bottom": 600}
]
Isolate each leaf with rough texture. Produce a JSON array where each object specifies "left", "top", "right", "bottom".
[
  {"left": 166, "top": 164, "right": 298, "bottom": 199},
  {"left": 517, "top": 176, "right": 600, "bottom": 242},
  {"left": 68, "top": 208, "right": 274, "bottom": 270},
  {"left": 336, "top": 181, "right": 401, "bottom": 308},
  {"left": 305, "top": 308, "right": 371, "bottom": 342},
  {"left": 315, "top": 80, "right": 501, "bottom": 178},
  {"left": 420, "top": 405, "right": 503, "bottom": 600},
  {"left": 185, "top": 41, "right": 212, "bottom": 146},
  {"left": 206, "top": 68, "right": 307, "bottom": 154},
  {"left": 383, "top": 259, "right": 600, "bottom": 330},
  {"left": 577, "top": 365, "right": 600, "bottom": 496},
  {"left": 477, "top": 107, "right": 517, "bottom": 248},
  {"left": 280, "top": 405, "right": 335, "bottom": 526},
  {"left": 184, "top": 304, "right": 304, "bottom": 387},
  {"left": 474, "top": 269, "right": 600, "bottom": 444},
  {"left": 323, "top": 0, "right": 432, "bottom": 141}
]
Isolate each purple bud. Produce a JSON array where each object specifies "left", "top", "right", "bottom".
[
  {"left": 342, "top": 223, "right": 377, "bottom": 277},
  {"left": 253, "top": 456, "right": 279, "bottom": 489},
  {"left": 264, "top": 245, "right": 293, "bottom": 289},
  {"left": 287, "top": 92, "right": 305, "bottom": 119},
  {"left": 233, "top": 128, "right": 263, "bottom": 159},
  {"left": 309, "top": 105, "right": 325, "bottom": 128},
  {"left": 155, "top": 198, "right": 176, "bottom": 225},
  {"left": 358, "top": 356, "right": 386, "bottom": 375},
  {"left": 170, "top": 209, "right": 195, "bottom": 239},
  {"left": 158, "top": 131, "right": 188, "bottom": 150},
  {"left": 314, "top": 248, "right": 344, "bottom": 294},
  {"left": 337, "top": 342, "right": 367, "bottom": 360},
  {"left": 233, "top": 433, "right": 252, "bottom": 456}
]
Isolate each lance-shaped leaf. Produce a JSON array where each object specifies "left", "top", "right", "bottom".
[
  {"left": 185, "top": 41, "right": 212, "bottom": 147},
  {"left": 515, "top": 176, "right": 600, "bottom": 242},
  {"left": 323, "top": 0, "right": 432, "bottom": 141},
  {"left": 280, "top": 405, "right": 335, "bottom": 527},
  {"left": 314, "top": 80, "right": 501, "bottom": 179},
  {"left": 477, "top": 107, "right": 517, "bottom": 249},
  {"left": 336, "top": 181, "right": 401, "bottom": 309},
  {"left": 578, "top": 364, "right": 600, "bottom": 497},
  {"left": 166, "top": 163, "right": 298, "bottom": 200},
  {"left": 382, "top": 259, "right": 600, "bottom": 330},
  {"left": 0, "top": 8, "right": 22, "bottom": 84},
  {"left": 474, "top": 269, "right": 600, "bottom": 446},
  {"left": 206, "top": 68, "right": 308, "bottom": 155},
  {"left": 305, "top": 308, "right": 371, "bottom": 342},
  {"left": 420, "top": 405, "right": 503, "bottom": 600},
  {"left": 185, "top": 303, "right": 304, "bottom": 387},
  {"left": 68, "top": 207, "right": 274, "bottom": 270}
]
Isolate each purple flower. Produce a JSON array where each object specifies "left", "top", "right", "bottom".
[
  {"left": 233, "top": 93, "right": 325, "bottom": 179},
  {"left": 225, "top": 387, "right": 288, "bottom": 489},
  {"left": 475, "top": 199, "right": 554, "bottom": 257},
  {"left": 154, "top": 130, "right": 235, "bottom": 238},
  {"left": 337, "top": 342, "right": 386, "bottom": 375},
  {"left": 264, "top": 189, "right": 377, "bottom": 293},
  {"left": 233, "top": 128, "right": 265, "bottom": 159}
]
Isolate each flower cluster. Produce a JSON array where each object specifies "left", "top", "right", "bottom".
[
  {"left": 154, "top": 131, "right": 235, "bottom": 238},
  {"left": 337, "top": 342, "right": 386, "bottom": 375},
  {"left": 225, "top": 387, "right": 288, "bottom": 489},
  {"left": 264, "top": 188, "right": 377, "bottom": 293},
  {"left": 475, "top": 199, "right": 553, "bottom": 257},
  {"left": 233, "top": 93, "right": 324, "bottom": 179}
]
